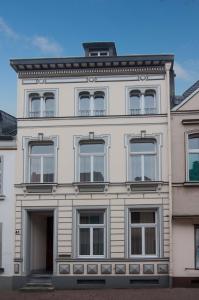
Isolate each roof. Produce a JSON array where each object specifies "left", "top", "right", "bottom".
[
  {"left": 173, "top": 80, "right": 199, "bottom": 111},
  {"left": 10, "top": 54, "right": 174, "bottom": 73}
]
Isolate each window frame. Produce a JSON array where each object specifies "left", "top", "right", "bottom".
[
  {"left": 76, "top": 88, "right": 108, "bottom": 117},
  {"left": 187, "top": 133, "right": 199, "bottom": 182},
  {"left": 128, "top": 138, "right": 158, "bottom": 182},
  {"left": 126, "top": 86, "right": 160, "bottom": 115},
  {"left": 195, "top": 225, "right": 199, "bottom": 269},
  {"left": 0, "top": 156, "right": 3, "bottom": 194},
  {"left": 25, "top": 89, "right": 58, "bottom": 118},
  {"left": 76, "top": 209, "right": 107, "bottom": 258},
  {"left": 128, "top": 208, "right": 159, "bottom": 258}
]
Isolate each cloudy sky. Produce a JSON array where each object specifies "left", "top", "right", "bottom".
[{"left": 0, "top": 0, "right": 199, "bottom": 115}]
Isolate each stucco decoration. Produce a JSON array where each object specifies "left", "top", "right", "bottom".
[
  {"left": 157, "top": 264, "right": 168, "bottom": 274},
  {"left": 87, "top": 264, "right": 98, "bottom": 274},
  {"left": 115, "top": 264, "right": 126, "bottom": 274},
  {"left": 143, "top": 264, "right": 154, "bottom": 274},
  {"left": 59, "top": 264, "right": 70, "bottom": 274},
  {"left": 73, "top": 264, "right": 84, "bottom": 274},
  {"left": 129, "top": 264, "right": 140, "bottom": 274},
  {"left": 101, "top": 264, "right": 112, "bottom": 274}
]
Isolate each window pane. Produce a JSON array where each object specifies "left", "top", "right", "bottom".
[
  {"left": 196, "top": 227, "right": 199, "bottom": 269},
  {"left": 80, "top": 142, "right": 104, "bottom": 153},
  {"left": 94, "top": 92, "right": 105, "bottom": 116},
  {"left": 131, "top": 155, "right": 141, "bottom": 181},
  {"left": 189, "top": 136, "right": 199, "bottom": 150},
  {"left": 144, "top": 91, "right": 156, "bottom": 114},
  {"left": 130, "top": 141, "right": 156, "bottom": 152},
  {"left": 31, "top": 144, "right": 54, "bottom": 154},
  {"left": 79, "top": 228, "right": 90, "bottom": 255},
  {"left": 30, "top": 157, "right": 41, "bottom": 182},
  {"left": 93, "top": 228, "right": 104, "bottom": 255},
  {"left": 31, "top": 98, "right": 40, "bottom": 117},
  {"left": 145, "top": 227, "right": 156, "bottom": 255},
  {"left": 45, "top": 98, "right": 55, "bottom": 117},
  {"left": 79, "top": 93, "right": 90, "bottom": 115},
  {"left": 189, "top": 153, "right": 199, "bottom": 181},
  {"left": 144, "top": 155, "right": 155, "bottom": 181},
  {"left": 131, "top": 211, "right": 155, "bottom": 223},
  {"left": 131, "top": 228, "right": 142, "bottom": 255},
  {"left": 129, "top": 91, "right": 141, "bottom": 114},
  {"left": 43, "top": 157, "right": 54, "bottom": 182},
  {"left": 80, "top": 156, "right": 90, "bottom": 182},
  {"left": 80, "top": 212, "right": 104, "bottom": 224},
  {"left": 93, "top": 156, "right": 104, "bottom": 182}
]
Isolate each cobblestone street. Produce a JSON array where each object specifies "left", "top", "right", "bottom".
[{"left": 1, "top": 289, "right": 199, "bottom": 300}]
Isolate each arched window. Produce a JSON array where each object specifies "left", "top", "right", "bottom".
[
  {"left": 129, "top": 138, "right": 157, "bottom": 181},
  {"left": 29, "top": 142, "right": 55, "bottom": 183},
  {"left": 144, "top": 89, "right": 156, "bottom": 114},
  {"left": 78, "top": 91, "right": 106, "bottom": 116},
  {"left": 129, "top": 90, "right": 141, "bottom": 115},
  {"left": 79, "top": 140, "right": 105, "bottom": 182},
  {"left": 29, "top": 91, "right": 56, "bottom": 117},
  {"left": 129, "top": 89, "right": 157, "bottom": 115},
  {"left": 188, "top": 134, "right": 199, "bottom": 181}
]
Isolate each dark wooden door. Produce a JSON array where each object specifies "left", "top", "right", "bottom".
[{"left": 46, "top": 216, "right": 53, "bottom": 273}]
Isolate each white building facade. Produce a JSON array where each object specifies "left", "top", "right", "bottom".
[{"left": 11, "top": 42, "right": 174, "bottom": 289}]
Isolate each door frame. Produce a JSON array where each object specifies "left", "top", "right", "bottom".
[{"left": 22, "top": 207, "right": 57, "bottom": 275}]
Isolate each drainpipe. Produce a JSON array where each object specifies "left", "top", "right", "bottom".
[{"left": 165, "top": 62, "right": 173, "bottom": 287}]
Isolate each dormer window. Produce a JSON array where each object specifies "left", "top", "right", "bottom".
[
  {"left": 27, "top": 90, "right": 57, "bottom": 118},
  {"left": 83, "top": 42, "right": 117, "bottom": 57},
  {"left": 89, "top": 50, "right": 109, "bottom": 57}
]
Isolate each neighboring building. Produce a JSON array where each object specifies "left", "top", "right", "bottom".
[
  {"left": 0, "top": 111, "right": 17, "bottom": 289},
  {"left": 10, "top": 42, "right": 174, "bottom": 289},
  {"left": 172, "top": 81, "right": 199, "bottom": 287}
]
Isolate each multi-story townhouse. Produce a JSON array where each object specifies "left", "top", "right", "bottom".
[
  {"left": 0, "top": 110, "right": 16, "bottom": 290},
  {"left": 172, "top": 81, "right": 199, "bottom": 287},
  {"left": 10, "top": 42, "right": 174, "bottom": 289}
]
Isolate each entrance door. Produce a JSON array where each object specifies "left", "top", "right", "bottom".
[{"left": 29, "top": 211, "right": 54, "bottom": 274}]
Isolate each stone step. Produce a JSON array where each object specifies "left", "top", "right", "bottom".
[{"left": 20, "top": 285, "right": 55, "bottom": 292}]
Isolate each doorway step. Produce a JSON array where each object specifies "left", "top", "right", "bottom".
[{"left": 20, "top": 274, "right": 55, "bottom": 292}]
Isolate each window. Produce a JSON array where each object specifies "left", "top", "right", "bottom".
[
  {"left": 79, "top": 140, "right": 105, "bottom": 182},
  {"left": 89, "top": 50, "right": 109, "bottom": 57},
  {"left": 129, "top": 210, "right": 158, "bottom": 257},
  {"left": 195, "top": 226, "right": 199, "bottom": 269},
  {"left": 28, "top": 142, "right": 55, "bottom": 183},
  {"left": 129, "top": 139, "right": 157, "bottom": 181},
  {"left": 28, "top": 91, "right": 56, "bottom": 117},
  {"left": 0, "top": 157, "right": 2, "bottom": 194},
  {"left": 77, "top": 210, "right": 106, "bottom": 257},
  {"left": 129, "top": 89, "right": 157, "bottom": 115},
  {"left": 188, "top": 134, "right": 199, "bottom": 181},
  {"left": 78, "top": 91, "right": 106, "bottom": 116}
]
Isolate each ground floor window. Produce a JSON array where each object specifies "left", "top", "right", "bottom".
[
  {"left": 195, "top": 226, "right": 199, "bottom": 269},
  {"left": 77, "top": 210, "right": 106, "bottom": 258},
  {"left": 129, "top": 209, "right": 158, "bottom": 257}
]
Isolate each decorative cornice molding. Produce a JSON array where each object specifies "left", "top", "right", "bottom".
[{"left": 18, "top": 66, "right": 166, "bottom": 79}]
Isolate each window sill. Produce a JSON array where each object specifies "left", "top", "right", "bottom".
[
  {"left": 0, "top": 195, "right": 5, "bottom": 201},
  {"left": 183, "top": 182, "right": 199, "bottom": 187},
  {"left": 126, "top": 181, "right": 162, "bottom": 192},
  {"left": 23, "top": 183, "right": 57, "bottom": 193},
  {"left": 73, "top": 182, "right": 109, "bottom": 193}
]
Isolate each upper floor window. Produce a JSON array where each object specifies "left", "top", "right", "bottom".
[
  {"left": 28, "top": 91, "right": 56, "bottom": 118},
  {"left": 129, "top": 89, "right": 157, "bottom": 115},
  {"left": 0, "top": 156, "right": 3, "bottom": 194},
  {"left": 89, "top": 50, "right": 109, "bottom": 57},
  {"left": 129, "top": 138, "right": 157, "bottom": 181},
  {"left": 129, "top": 209, "right": 158, "bottom": 257},
  {"left": 78, "top": 91, "right": 106, "bottom": 117},
  {"left": 29, "top": 142, "right": 55, "bottom": 183},
  {"left": 79, "top": 140, "right": 105, "bottom": 182},
  {"left": 188, "top": 134, "right": 199, "bottom": 181}
]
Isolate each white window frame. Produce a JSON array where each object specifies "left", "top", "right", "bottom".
[
  {"left": 126, "top": 86, "right": 160, "bottom": 115},
  {"left": 75, "top": 88, "right": 108, "bottom": 117},
  {"left": 89, "top": 50, "right": 109, "bottom": 57},
  {"left": 77, "top": 210, "right": 106, "bottom": 258},
  {"left": 129, "top": 209, "right": 158, "bottom": 258},
  {"left": 28, "top": 142, "right": 55, "bottom": 183},
  {"left": 129, "top": 138, "right": 157, "bottom": 182},
  {"left": 79, "top": 141, "right": 105, "bottom": 182},
  {"left": 0, "top": 156, "right": 3, "bottom": 194},
  {"left": 25, "top": 89, "right": 58, "bottom": 118},
  {"left": 187, "top": 133, "right": 199, "bottom": 182}
]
